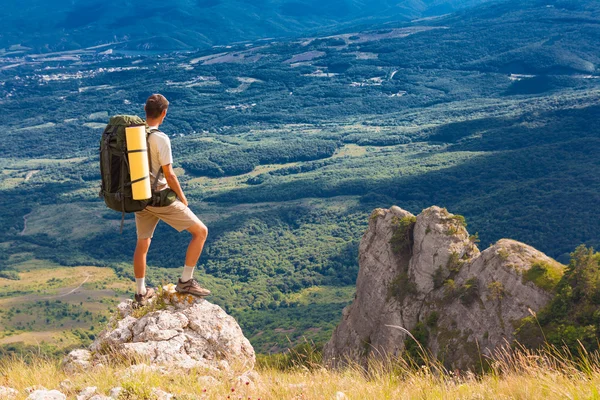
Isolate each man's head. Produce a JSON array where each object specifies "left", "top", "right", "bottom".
[{"left": 145, "top": 94, "right": 169, "bottom": 124}]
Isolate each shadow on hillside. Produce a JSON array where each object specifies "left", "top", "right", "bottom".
[
  {"left": 205, "top": 103, "right": 600, "bottom": 258},
  {"left": 425, "top": 103, "right": 600, "bottom": 151}
]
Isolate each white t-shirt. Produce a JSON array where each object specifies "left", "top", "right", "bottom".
[{"left": 147, "top": 126, "right": 173, "bottom": 192}]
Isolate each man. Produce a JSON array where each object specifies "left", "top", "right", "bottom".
[{"left": 133, "top": 94, "right": 210, "bottom": 305}]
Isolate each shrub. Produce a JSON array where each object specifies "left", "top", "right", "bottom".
[
  {"left": 497, "top": 248, "right": 510, "bottom": 260},
  {"left": 426, "top": 311, "right": 439, "bottom": 328},
  {"left": 388, "top": 272, "right": 417, "bottom": 303},
  {"left": 486, "top": 281, "right": 505, "bottom": 301},
  {"left": 443, "top": 279, "right": 456, "bottom": 293},
  {"left": 446, "top": 252, "right": 463, "bottom": 273},
  {"left": 403, "top": 322, "right": 429, "bottom": 365},
  {"left": 119, "top": 380, "right": 157, "bottom": 400},
  {"left": 0, "top": 270, "right": 20, "bottom": 280},
  {"left": 130, "top": 286, "right": 168, "bottom": 319},
  {"left": 257, "top": 341, "right": 323, "bottom": 370},
  {"left": 389, "top": 215, "right": 417, "bottom": 254},
  {"left": 516, "top": 246, "right": 600, "bottom": 354},
  {"left": 458, "top": 278, "right": 480, "bottom": 306},
  {"left": 445, "top": 214, "right": 467, "bottom": 235},
  {"left": 522, "top": 261, "right": 564, "bottom": 292},
  {"left": 433, "top": 266, "right": 445, "bottom": 289},
  {"left": 450, "top": 214, "right": 467, "bottom": 228}
]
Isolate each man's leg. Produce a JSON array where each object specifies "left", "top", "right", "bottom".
[
  {"left": 148, "top": 201, "right": 211, "bottom": 296},
  {"left": 176, "top": 221, "right": 211, "bottom": 297},
  {"left": 184, "top": 222, "right": 208, "bottom": 272},
  {"left": 133, "top": 238, "right": 151, "bottom": 295},
  {"left": 133, "top": 210, "right": 159, "bottom": 301}
]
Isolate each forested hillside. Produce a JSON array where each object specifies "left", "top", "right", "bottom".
[
  {"left": 1, "top": 0, "right": 600, "bottom": 354},
  {"left": 0, "top": 0, "right": 491, "bottom": 52}
]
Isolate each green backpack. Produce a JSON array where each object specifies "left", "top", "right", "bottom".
[{"left": 99, "top": 115, "right": 159, "bottom": 232}]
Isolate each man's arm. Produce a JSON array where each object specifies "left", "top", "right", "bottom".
[{"left": 163, "top": 163, "right": 188, "bottom": 207}]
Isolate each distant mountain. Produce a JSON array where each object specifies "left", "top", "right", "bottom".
[{"left": 0, "top": 0, "right": 493, "bottom": 52}]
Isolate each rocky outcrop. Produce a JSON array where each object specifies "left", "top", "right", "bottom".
[
  {"left": 26, "top": 390, "right": 66, "bottom": 400},
  {"left": 0, "top": 387, "right": 19, "bottom": 400},
  {"left": 64, "top": 284, "right": 255, "bottom": 372},
  {"left": 324, "top": 206, "right": 563, "bottom": 370}
]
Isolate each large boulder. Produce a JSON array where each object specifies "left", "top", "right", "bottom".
[
  {"left": 323, "top": 206, "right": 562, "bottom": 370},
  {"left": 64, "top": 284, "right": 255, "bottom": 372}
]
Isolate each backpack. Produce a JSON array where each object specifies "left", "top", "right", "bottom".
[{"left": 99, "top": 115, "right": 160, "bottom": 233}]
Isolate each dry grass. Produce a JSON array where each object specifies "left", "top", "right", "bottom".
[{"left": 2, "top": 344, "right": 600, "bottom": 399}]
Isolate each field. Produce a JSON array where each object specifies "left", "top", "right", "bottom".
[
  {"left": 0, "top": 260, "right": 355, "bottom": 355},
  {"left": 1, "top": 0, "right": 600, "bottom": 356},
  {"left": 0, "top": 264, "right": 130, "bottom": 354}
]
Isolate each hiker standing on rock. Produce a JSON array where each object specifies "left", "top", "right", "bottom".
[{"left": 133, "top": 94, "right": 211, "bottom": 305}]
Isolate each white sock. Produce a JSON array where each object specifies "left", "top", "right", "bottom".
[
  {"left": 135, "top": 278, "right": 147, "bottom": 295},
  {"left": 181, "top": 265, "right": 195, "bottom": 282}
]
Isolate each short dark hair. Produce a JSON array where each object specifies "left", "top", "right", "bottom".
[{"left": 145, "top": 94, "right": 169, "bottom": 119}]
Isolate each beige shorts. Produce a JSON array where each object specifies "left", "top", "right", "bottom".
[{"left": 135, "top": 200, "right": 202, "bottom": 239}]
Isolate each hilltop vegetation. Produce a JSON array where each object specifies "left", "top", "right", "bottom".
[
  {"left": 517, "top": 245, "right": 600, "bottom": 354},
  {"left": 1, "top": 0, "right": 600, "bottom": 354}
]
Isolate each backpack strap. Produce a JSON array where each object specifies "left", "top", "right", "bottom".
[
  {"left": 147, "top": 128, "right": 160, "bottom": 188},
  {"left": 146, "top": 128, "right": 164, "bottom": 206},
  {"left": 152, "top": 166, "right": 164, "bottom": 193},
  {"left": 119, "top": 152, "right": 127, "bottom": 234}
]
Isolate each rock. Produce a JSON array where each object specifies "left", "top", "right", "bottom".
[
  {"left": 335, "top": 392, "right": 348, "bottom": 400},
  {"left": 89, "top": 316, "right": 136, "bottom": 351},
  {"left": 117, "top": 300, "right": 134, "bottom": 318},
  {"left": 0, "top": 387, "right": 18, "bottom": 400},
  {"left": 62, "top": 349, "right": 93, "bottom": 373},
  {"left": 76, "top": 387, "right": 97, "bottom": 400},
  {"left": 88, "top": 284, "right": 255, "bottom": 372},
  {"left": 89, "top": 396, "right": 112, "bottom": 400},
  {"left": 150, "top": 389, "right": 173, "bottom": 400},
  {"left": 26, "top": 390, "right": 66, "bottom": 400},
  {"left": 108, "top": 387, "right": 122, "bottom": 399},
  {"left": 324, "top": 206, "right": 561, "bottom": 370}
]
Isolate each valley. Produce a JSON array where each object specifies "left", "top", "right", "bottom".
[{"left": 1, "top": 0, "right": 600, "bottom": 356}]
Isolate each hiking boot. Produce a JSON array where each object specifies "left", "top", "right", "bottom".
[
  {"left": 175, "top": 278, "right": 211, "bottom": 297},
  {"left": 134, "top": 287, "right": 155, "bottom": 307}
]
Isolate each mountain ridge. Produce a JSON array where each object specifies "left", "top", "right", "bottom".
[{"left": 0, "top": 0, "right": 494, "bottom": 52}]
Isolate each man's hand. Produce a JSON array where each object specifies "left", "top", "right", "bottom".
[{"left": 163, "top": 164, "right": 188, "bottom": 207}]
